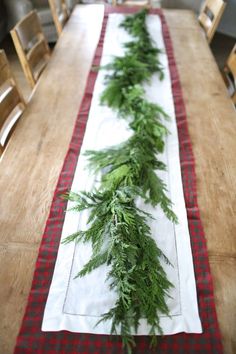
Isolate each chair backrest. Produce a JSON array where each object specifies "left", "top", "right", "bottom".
[
  {"left": 10, "top": 10, "right": 50, "bottom": 88},
  {"left": 198, "top": 0, "right": 226, "bottom": 43},
  {"left": 223, "top": 44, "right": 236, "bottom": 104},
  {"left": 0, "top": 50, "right": 25, "bottom": 156},
  {"left": 48, "top": 0, "right": 69, "bottom": 36}
]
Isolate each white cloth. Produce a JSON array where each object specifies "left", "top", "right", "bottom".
[{"left": 42, "top": 14, "right": 202, "bottom": 335}]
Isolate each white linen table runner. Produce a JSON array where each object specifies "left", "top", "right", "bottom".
[{"left": 42, "top": 13, "right": 202, "bottom": 335}]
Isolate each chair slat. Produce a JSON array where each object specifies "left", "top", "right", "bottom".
[
  {"left": 0, "top": 104, "right": 24, "bottom": 147},
  {"left": 0, "top": 62, "right": 11, "bottom": 87},
  {"left": 27, "top": 36, "right": 50, "bottom": 75},
  {"left": 0, "top": 86, "right": 21, "bottom": 129}
]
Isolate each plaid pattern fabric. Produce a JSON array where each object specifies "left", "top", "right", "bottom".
[{"left": 14, "top": 6, "right": 223, "bottom": 354}]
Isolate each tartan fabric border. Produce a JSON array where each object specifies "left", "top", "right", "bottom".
[{"left": 14, "top": 5, "right": 223, "bottom": 354}]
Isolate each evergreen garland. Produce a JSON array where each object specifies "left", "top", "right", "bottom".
[{"left": 63, "top": 10, "right": 178, "bottom": 353}]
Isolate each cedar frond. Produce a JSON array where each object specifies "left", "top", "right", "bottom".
[{"left": 63, "top": 10, "right": 178, "bottom": 353}]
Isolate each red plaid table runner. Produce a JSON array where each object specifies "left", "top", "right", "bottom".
[{"left": 14, "top": 6, "right": 223, "bottom": 354}]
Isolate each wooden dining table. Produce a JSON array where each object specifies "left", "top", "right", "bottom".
[{"left": 0, "top": 4, "right": 235, "bottom": 354}]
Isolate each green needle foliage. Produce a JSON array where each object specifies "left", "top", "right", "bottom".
[
  {"left": 63, "top": 186, "right": 173, "bottom": 353},
  {"left": 85, "top": 133, "right": 177, "bottom": 222},
  {"left": 120, "top": 9, "right": 164, "bottom": 79},
  {"left": 86, "top": 83, "right": 178, "bottom": 222},
  {"left": 63, "top": 9, "right": 178, "bottom": 353},
  {"left": 100, "top": 10, "right": 164, "bottom": 111}
]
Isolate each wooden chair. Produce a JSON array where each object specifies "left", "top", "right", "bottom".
[
  {"left": 222, "top": 44, "right": 236, "bottom": 105},
  {"left": 0, "top": 50, "right": 26, "bottom": 156},
  {"left": 48, "top": 0, "right": 69, "bottom": 36},
  {"left": 198, "top": 0, "right": 226, "bottom": 43},
  {"left": 10, "top": 10, "right": 50, "bottom": 89}
]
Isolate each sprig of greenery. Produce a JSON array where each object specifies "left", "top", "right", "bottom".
[
  {"left": 120, "top": 9, "right": 164, "bottom": 79},
  {"left": 85, "top": 133, "right": 177, "bottom": 223},
  {"left": 64, "top": 187, "right": 173, "bottom": 353},
  {"left": 100, "top": 10, "right": 164, "bottom": 112},
  {"left": 64, "top": 10, "right": 177, "bottom": 353}
]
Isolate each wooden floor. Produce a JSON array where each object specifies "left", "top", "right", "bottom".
[{"left": 211, "top": 32, "right": 236, "bottom": 69}]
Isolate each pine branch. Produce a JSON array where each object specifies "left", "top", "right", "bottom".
[
  {"left": 63, "top": 10, "right": 178, "bottom": 353},
  {"left": 65, "top": 187, "right": 173, "bottom": 347}
]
